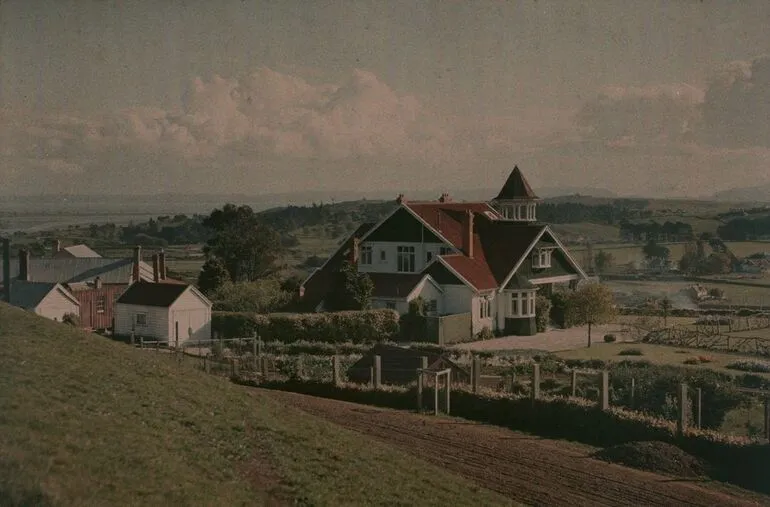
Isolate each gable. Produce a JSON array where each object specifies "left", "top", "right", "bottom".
[
  {"left": 516, "top": 231, "right": 581, "bottom": 279},
  {"left": 423, "top": 261, "right": 464, "bottom": 285},
  {"left": 364, "top": 208, "right": 444, "bottom": 243}
]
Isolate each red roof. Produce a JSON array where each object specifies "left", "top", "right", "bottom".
[
  {"left": 494, "top": 166, "right": 539, "bottom": 201},
  {"left": 405, "top": 201, "right": 500, "bottom": 249}
]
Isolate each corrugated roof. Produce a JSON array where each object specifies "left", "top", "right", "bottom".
[
  {"left": 9, "top": 281, "right": 78, "bottom": 309},
  {"left": 0, "top": 258, "right": 154, "bottom": 284},
  {"left": 117, "top": 282, "right": 195, "bottom": 307},
  {"left": 494, "top": 166, "right": 539, "bottom": 201}
]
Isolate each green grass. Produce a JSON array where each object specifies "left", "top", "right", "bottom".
[
  {"left": 554, "top": 342, "right": 770, "bottom": 379},
  {"left": 0, "top": 303, "right": 513, "bottom": 507}
]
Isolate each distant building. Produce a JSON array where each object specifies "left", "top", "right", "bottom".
[
  {"left": 114, "top": 282, "right": 212, "bottom": 345},
  {"left": 51, "top": 240, "right": 102, "bottom": 259},
  {"left": 9, "top": 280, "right": 80, "bottom": 322}
]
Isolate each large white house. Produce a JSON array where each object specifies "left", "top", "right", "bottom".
[
  {"left": 114, "top": 282, "right": 212, "bottom": 345},
  {"left": 300, "top": 166, "right": 588, "bottom": 337}
]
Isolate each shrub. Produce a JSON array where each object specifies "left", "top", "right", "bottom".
[
  {"left": 62, "top": 312, "right": 80, "bottom": 327},
  {"left": 535, "top": 295, "right": 552, "bottom": 332},
  {"left": 212, "top": 309, "right": 400, "bottom": 343},
  {"left": 618, "top": 348, "right": 644, "bottom": 356},
  {"left": 726, "top": 360, "right": 770, "bottom": 374},
  {"left": 210, "top": 279, "right": 292, "bottom": 313},
  {"left": 476, "top": 326, "right": 494, "bottom": 341},
  {"left": 604, "top": 333, "right": 617, "bottom": 343}
]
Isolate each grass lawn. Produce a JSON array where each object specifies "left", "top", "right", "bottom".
[
  {"left": 553, "top": 342, "right": 770, "bottom": 380},
  {"left": 0, "top": 303, "right": 513, "bottom": 507}
]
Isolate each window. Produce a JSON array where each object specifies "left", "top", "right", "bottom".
[
  {"left": 385, "top": 301, "right": 397, "bottom": 310},
  {"left": 426, "top": 299, "right": 438, "bottom": 314},
  {"left": 426, "top": 251, "right": 433, "bottom": 263},
  {"left": 479, "top": 297, "right": 491, "bottom": 319},
  {"left": 96, "top": 296, "right": 106, "bottom": 314},
  {"left": 397, "top": 246, "right": 416, "bottom": 272},
  {"left": 135, "top": 313, "right": 148, "bottom": 327},
  {"left": 532, "top": 248, "right": 553, "bottom": 269},
  {"left": 360, "top": 245, "right": 372, "bottom": 265},
  {"left": 509, "top": 291, "right": 536, "bottom": 318},
  {"left": 380, "top": 249, "right": 386, "bottom": 262},
  {"left": 439, "top": 246, "right": 452, "bottom": 255}
]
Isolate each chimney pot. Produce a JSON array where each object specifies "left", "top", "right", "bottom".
[
  {"left": 396, "top": 194, "right": 405, "bottom": 204},
  {"left": 439, "top": 193, "right": 451, "bottom": 203}
]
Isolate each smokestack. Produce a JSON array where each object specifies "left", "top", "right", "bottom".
[
  {"left": 132, "top": 246, "right": 141, "bottom": 283},
  {"left": 2, "top": 239, "right": 10, "bottom": 303},
  {"left": 158, "top": 249, "right": 167, "bottom": 280},
  {"left": 18, "top": 249, "right": 30, "bottom": 281},
  {"left": 152, "top": 253, "right": 160, "bottom": 283},
  {"left": 462, "top": 210, "right": 474, "bottom": 259}
]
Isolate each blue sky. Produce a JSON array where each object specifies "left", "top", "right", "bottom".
[{"left": 2, "top": 0, "right": 770, "bottom": 197}]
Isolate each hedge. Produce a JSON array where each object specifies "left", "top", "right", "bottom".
[
  {"left": 243, "top": 379, "right": 770, "bottom": 494},
  {"left": 212, "top": 309, "right": 400, "bottom": 343}
]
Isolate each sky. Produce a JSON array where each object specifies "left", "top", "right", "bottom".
[{"left": 2, "top": 0, "right": 770, "bottom": 198}]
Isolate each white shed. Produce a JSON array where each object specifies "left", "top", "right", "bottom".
[
  {"left": 114, "top": 282, "right": 212, "bottom": 345},
  {"left": 10, "top": 281, "right": 80, "bottom": 322}
]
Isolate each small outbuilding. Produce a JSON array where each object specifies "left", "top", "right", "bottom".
[
  {"left": 10, "top": 280, "right": 80, "bottom": 322},
  {"left": 114, "top": 282, "right": 212, "bottom": 345}
]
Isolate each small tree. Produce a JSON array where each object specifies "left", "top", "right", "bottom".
[
  {"left": 198, "top": 257, "right": 230, "bottom": 294},
  {"left": 326, "top": 261, "right": 374, "bottom": 311},
  {"left": 660, "top": 296, "right": 672, "bottom": 328},
  {"left": 565, "top": 283, "right": 617, "bottom": 348},
  {"left": 594, "top": 250, "right": 614, "bottom": 274},
  {"left": 535, "top": 294, "right": 552, "bottom": 332}
]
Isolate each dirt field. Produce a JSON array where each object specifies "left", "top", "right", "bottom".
[{"left": 264, "top": 389, "right": 767, "bottom": 507}]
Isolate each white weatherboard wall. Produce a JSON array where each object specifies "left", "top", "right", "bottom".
[
  {"left": 35, "top": 288, "right": 79, "bottom": 322},
  {"left": 471, "top": 293, "right": 495, "bottom": 335},
  {"left": 167, "top": 288, "right": 211, "bottom": 343},
  {"left": 115, "top": 303, "right": 169, "bottom": 341},
  {"left": 442, "top": 285, "right": 473, "bottom": 315},
  {"left": 358, "top": 241, "right": 456, "bottom": 275}
]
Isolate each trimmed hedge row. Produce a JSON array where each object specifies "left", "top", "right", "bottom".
[
  {"left": 619, "top": 307, "right": 770, "bottom": 317},
  {"left": 212, "top": 309, "right": 400, "bottom": 343},
  {"left": 258, "top": 340, "right": 451, "bottom": 356},
  {"left": 245, "top": 380, "right": 770, "bottom": 494}
]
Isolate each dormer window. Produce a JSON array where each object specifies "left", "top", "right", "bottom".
[{"left": 532, "top": 248, "right": 553, "bottom": 269}]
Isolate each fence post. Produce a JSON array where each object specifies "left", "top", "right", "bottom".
[
  {"left": 260, "top": 356, "right": 269, "bottom": 382},
  {"left": 373, "top": 355, "right": 382, "bottom": 389},
  {"left": 296, "top": 355, "right": 304, "bottom": 380},
  {"left": 232, "top": 358, "right": 240, "bottom": 378},
  {"left": 630, "top": 377, "right": 636, "bottom": 409},
  {"left": 139, "top": 337, "right": 144, "bottom": 349},
  {"left": 696, "top": 387, "right": 702, "bottom": 429},
  {"left": 434, "top": 373, "right": 439, "bottom": 416},
  {"left": 677, "top": 383, "right": 688, "bottom": 436},
  {"left": 257, "top": 336, "right": 263, "bottom": 358},
  {"left": 600, "top": 371, "right": 609, "bottom": 411},
  {"left": 420, "top": 356, "right": 428, "bottom": 389},
  {"left": 332, "top": 355, "right": 341, "bottom": 386},
  {"left": 764, "top": 398, "right": 770, "bottom": 442},
  {"left": 472, "top": 356, "right": 481, "bottom": 393},
  {"left": 204, "top": 354, "right": 211, "bottom": 374},
  {"left": 417, "top": 371, "right": 423, "bottom": 413},
  {"left": 445, "top": 372, "right": 451, "bottom": 415},
  {"left": 531, "top": 363, "right": 540, "bottom": 403},
  {"left": 570, "top": 369, "right": 577, "bottom": 397}
]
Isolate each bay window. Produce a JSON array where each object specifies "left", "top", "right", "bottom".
[
  {"left": 397, "top": 246, "right": 416, "bottom": 272},
  {"left": 508, "top": 291, "right": 536, "bottom": 318}
]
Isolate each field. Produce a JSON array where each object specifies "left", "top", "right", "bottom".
[
  {"left": 0, "top": 303, "right": 514, "bottom": 506},
  {"left": 605, "top": 279, "right": 770, "bottom": 308}
]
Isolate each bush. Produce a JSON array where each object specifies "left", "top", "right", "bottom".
[
  {"left": 210, "top": 279, "right": 293, "bottom": 313},
  {"left": 475, "top": 326, "right": 494, "bottom": 341},
  {"left": 212, "top": 309, "right": 400, "bottom": 343},
  {"left": 726, "top": 360, "right": 770, "bottom": 373},
  {"left": 618, "top": 348, "right": 644, "bottom": 356},
  {"left": 62, "top": 312, "right": 80, "bottom": 327},
  {"left": 604, "top": 334, "right": 617, "bottom": 343},
  {"left": 535, "top": 295, "right": 552, "bottom": 332}
]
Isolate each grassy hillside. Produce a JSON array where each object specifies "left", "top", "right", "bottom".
[{"left": 0, "top": 304, "right": 512, "bottom": 507}]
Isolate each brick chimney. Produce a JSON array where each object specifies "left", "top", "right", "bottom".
[
  {"left": 158, "top": 249, "right": 167, "bottom": 280},
  {"left": 152, "top": 253, "right": 160, "bottom": 282},
  {"left": 396, "top": 194, "right": 406, "bottom": 205},
  {"left": 462, "top": 210, "right": 474, "bottom": 259},
  {"left": 2, "top": 239, "right": 10, "bottom": 302},
  {"left": 438, "top": 192, "right": 451, "bottom": 203},
  {"left": 132, "top": 246, "right": 141, "bottom": 283},
  {"left": 349, "top": 238, "right": 360, "bottom": 264},
  {"left": 18, "top": 249, "right": 30, "bottom": 281}
]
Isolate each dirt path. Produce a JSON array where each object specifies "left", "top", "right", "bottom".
[{"left": 264, "top": 389, "right": 768, "bottom": 507}]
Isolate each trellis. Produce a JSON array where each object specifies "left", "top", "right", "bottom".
[{"left": 417, "top": 368, "right": 452, "bottom": 416}]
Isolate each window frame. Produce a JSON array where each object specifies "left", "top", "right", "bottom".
[
  {"left": 532, "top": 248, "right": 553, "bottom": 269},
  {"left": 135, "top": 312, "right": 148, "bottom": 327},
  {"left": 397, "top": 245, "right": 416, "bottom": 272},
  {"left": 508, "top": 291, "right": 536, "bottom": 318},
  {"left": 96, "top": 296, "right": 106, "bottom": 314},
  {"left": 479, "top": 297, "right": 491, "bottom": 319},
  {"left": 360, "top": 245, "right": 373, "bottom": 265}
]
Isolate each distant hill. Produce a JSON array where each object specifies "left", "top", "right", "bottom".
[{"left": 711, "top": 184, "right": 770, "bottom": 203}]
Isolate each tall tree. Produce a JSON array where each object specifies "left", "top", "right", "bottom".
[
  {"left": 565, "top": 283, "right": 617, "bottom": 348},
  {"left": 197, "top": 257, "right": 230, "bottom": 294},
  {"left": 202, "top": 204, "right": 282, "bottom": 282}
]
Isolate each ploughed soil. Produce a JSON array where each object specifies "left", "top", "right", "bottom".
[
  {"left": 264, "top": 389, "right": 768, "bottom": 507},
  {"left": 593, "top": 441, "right": 708, "bottom": 479}
]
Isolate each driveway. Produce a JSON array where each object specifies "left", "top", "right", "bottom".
[{"left": 454, "top": 324, "right": 635, "bottom": 352}]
